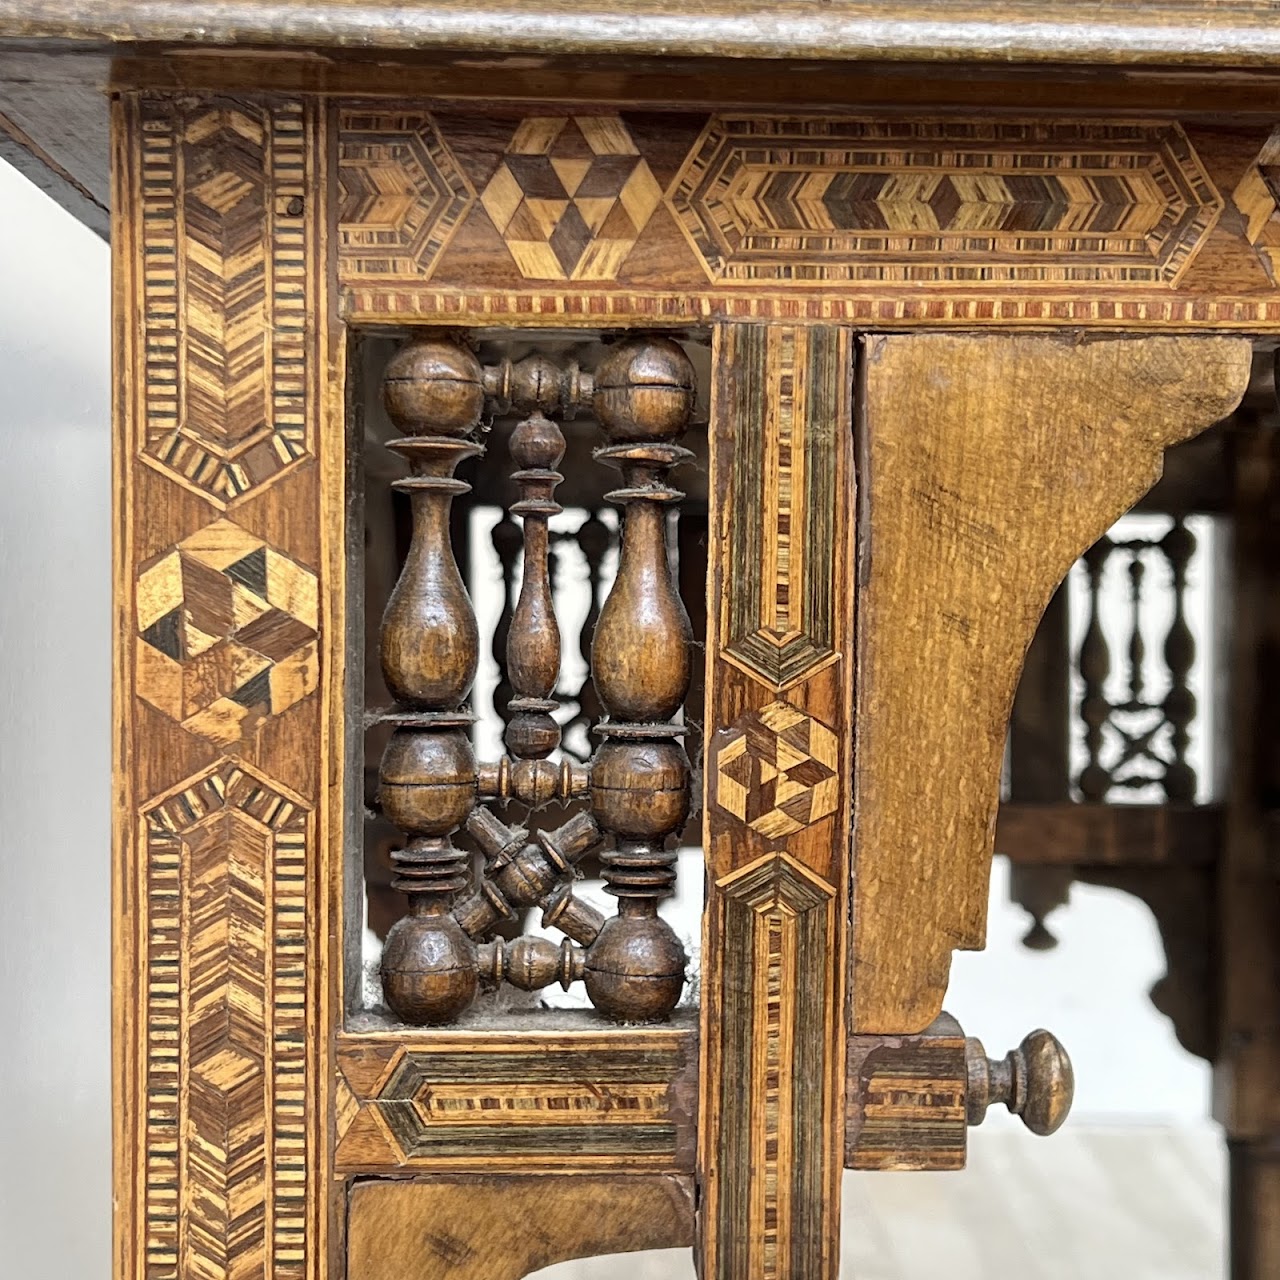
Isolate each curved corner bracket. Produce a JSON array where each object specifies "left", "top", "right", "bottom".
[{"left": 852, "top": 333, "right": 1251, "bottom": 1035}]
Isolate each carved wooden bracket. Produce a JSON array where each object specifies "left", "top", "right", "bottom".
[{"left": 853, "top": 333, "right": 1252, "bottom": 1034}]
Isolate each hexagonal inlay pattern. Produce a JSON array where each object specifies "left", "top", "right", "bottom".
[
  {"left": 481, "top": 116, "right": 661, "bottom": 281},
  {"left": 715, "top": 701, "right": 840, "bottom": 840},
  {"left": 136, "top": 517, "right": 319, "bottom": 744}
]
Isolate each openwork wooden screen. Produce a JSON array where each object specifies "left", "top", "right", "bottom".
[{"left": 369, "top": 334, "right": 701, "bottom": 1025}]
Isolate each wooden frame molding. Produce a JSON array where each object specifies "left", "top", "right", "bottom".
[
  {"left": 8, "top": 2, "right": 1280, "bottom": 67},
  {"left": 851, "top": 333, "right": 1252, "bottom": 1034},
  {"left": 334, "top": 1024, "right": 697, "bottom": 1175}
]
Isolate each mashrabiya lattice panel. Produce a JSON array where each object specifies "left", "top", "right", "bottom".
[
  {"left": 669, "top": 117, "right": 1222, "bottom": 285},
  {"left": 140, "top": 762, "right": 311, "bottom": 1279},
  {"left": 135, "top": 97, "right": 313, "bottom": 506}
]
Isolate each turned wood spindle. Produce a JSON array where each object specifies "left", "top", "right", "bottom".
[
  {"left": 377, "top": 337, "right": 485, "bottom": 1026},
  {"left": 453, "top": 807, "right": 605, "bottom": 945},
  {"left": 583, "top": 336, "right": 696, "bottom": 1023},
  {"left": 506, "top": 406, "right": 566, "bottom": 762}
]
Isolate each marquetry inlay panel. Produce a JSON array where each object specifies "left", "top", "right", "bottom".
[
  {"left": 715, "top": 853, "right": 835, "bottom": 1279},
  {"left": 115, "top": 91, "right": 336, "bottom": 1280},
  {"left": 670, "top": 118, "right": 1221, "bottom": 285},
  {"left": 1233, "top": 124, "right": 1280, "bottom": 283},
  {"left": 333, "top": 111, "right": 1280, "bottom": 331},
  {"left": 334, "top": 1029, "right": 697, "bottom": 1174},
  {"left": 714, "top": 702, "right": 839, "bottom": 839},
  {"left": 718, "top": 324, "right": 842, "bottom": 690},
  {"left": 135, "top": 517, "right": 319, "bottom": 745},
  {"left": 701, "top": 322, "right": 854, "bottom": 1280},
  {"left": 140, "top": 763, "right": 312, "bottom": 1279},
  {"left": 479, "top": 115, "right": 662, "bottom": 280},
  {"left": 135, "top": 98, "right": 314, "bottom": 506},
  {"left": 338, "top": 108, "right": 475, "bottom": 279}
]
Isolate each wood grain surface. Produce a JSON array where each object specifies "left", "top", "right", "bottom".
[
  {"left": 851, "top": 333, "right": 1252, "bottom": 1036},
  {"left": 347, "top": 1175, "right": 694, "bottom": 1280},
  {"left": 6, "top": 1, "right": 1280, "bottom": 67}
]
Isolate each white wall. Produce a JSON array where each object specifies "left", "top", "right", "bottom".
[
  {"left": 0, "top": 156, "right": 1215, "bottom": 1280},
  {"left": 0, "top": 161, "right": 113, "bottom": 1276}
]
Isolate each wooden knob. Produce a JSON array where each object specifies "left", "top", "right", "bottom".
[{"left": 965, "top": 1029, "right": 1074, "bottom": 1136}]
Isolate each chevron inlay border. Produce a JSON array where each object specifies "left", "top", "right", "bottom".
[
  {"left": 714, "top": 853, "right": 835, "bottom": 1280},
  {"left": 718, "top": 324, "right": 845, "bottom": 691},
  {"left": 670, "top": 117, "right": 1222, "bottom": 286},
  {"left": 136, "top": 98, "right": 315, "bottom": 506},
  {"left": 337, "top": 108, "right": 475, "bottom": 280},
  {"left": 140, "top": 761, "right": 312, "bottom": 1279},
  {"left": 334, "top": 1029, "right": 697, "bottom": 1173}
]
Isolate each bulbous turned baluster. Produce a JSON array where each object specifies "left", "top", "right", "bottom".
[
  {"left": 378, "top": 718, "right": 478, "bottom": 1023},
  {"left": 584, "top": 336, "right": 696, "bottom": 1023},
  {"left": 478, "top": 935, "right": 585, "bottom": 992},
  {"left": 485, "top": 351, "right": 593, "bottom": 420},
  {"left": 1077, "top": 536, "right": 1113, "bottom": 801},
  {"left": 1161, "top": 518, "right": 1198, "bottom": 803},
  {"left": 490, "top": 514, "right": 521, "bottom": 724},
  {"left": 506, "top": 409, "right": 567, "bottom": 762},
  {"left": 377, "top": 336, "right": 485, "bottom": 1025}
]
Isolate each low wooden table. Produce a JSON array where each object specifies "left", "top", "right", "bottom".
[{"left": 3, "top": 5, "right": 1276, "bottom": 1277}]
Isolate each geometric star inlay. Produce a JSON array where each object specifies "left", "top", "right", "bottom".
[
  {"left": 714, "top": 701, "right": 839, "bottom": 840},
  {"left": 480, "top": 116, "right": 661, "bottom": 281},
  {"left": 136, "top": 517, "right": 319, "bottom": 745}
]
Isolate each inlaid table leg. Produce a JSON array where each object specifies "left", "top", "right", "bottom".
[
  {"left": 1220, "top": 417, "right": 1280, "bottom": 1280},
  {"left": 112, "top": 92, "right": 346, "bottom": 1280},
  {"left": 700, "top": 323, "right": 856, "bottom": 1280}
]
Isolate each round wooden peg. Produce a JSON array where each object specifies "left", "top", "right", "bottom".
[{"left": 965, "top": 1028, "right": 1074, "bottom": 1136}]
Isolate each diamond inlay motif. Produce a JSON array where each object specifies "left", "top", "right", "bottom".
[
  {"left": 670, "top": 117, "right": 1222, "bottom": 285},
  {"left": 481, "top": 116, "right": 661, "bottom": 280},
  {"left": 136, "top": 517, "right": 319, "bottom": 744},
  {"left": 715, "top": 701, "right": 840, "bottom": 840},
  {"left": 1232, "top": 124, "right": 1280, "bottom": 283}
]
